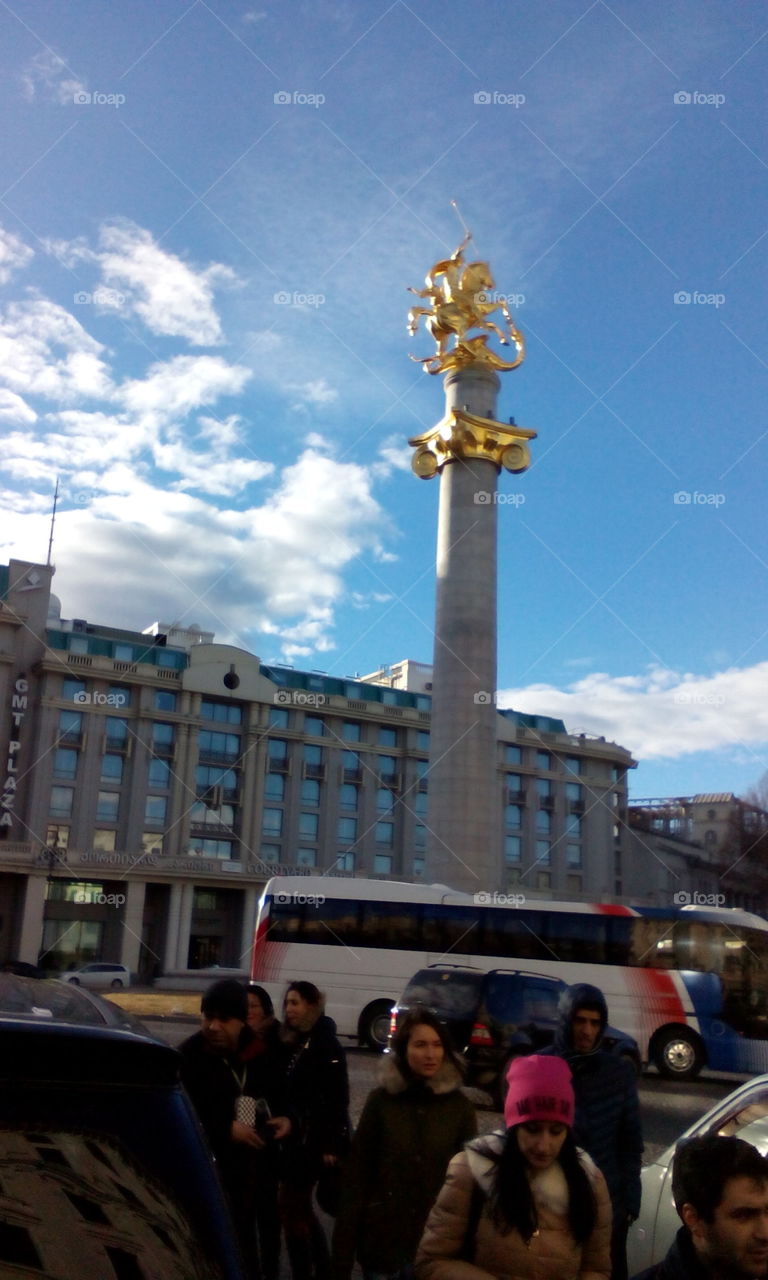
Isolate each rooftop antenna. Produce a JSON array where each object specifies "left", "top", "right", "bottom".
[{"left": 46, "top": 477, "right": 59, "bottom": 567}]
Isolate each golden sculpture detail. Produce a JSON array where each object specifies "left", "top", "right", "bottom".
[
  {"left": 407, "top": 232, "right": 525, "bottom": 375},
  {"left": 409, "top": 409, "right": 536, "bottom": 479}
]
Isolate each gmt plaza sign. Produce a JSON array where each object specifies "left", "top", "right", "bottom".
[{"left": 1, "top": 676, "right": 28, "bottom": 831}]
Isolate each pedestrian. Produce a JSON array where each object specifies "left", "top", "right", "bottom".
[
  {"left": 415, "top": 1054, "right": 611, "bottom": 1280},
  {"left": 540, "top": 982, "right": 643, "bottom": 1280},
  {"left": 179, "top": 978, "right": 290, "bottom": 1277},
  {"left": 332, "top": 1007, "right": 477, "bottom": 1280},
  {"left": 632, "top": 1134, "right": 768, "bottom": 1279},
  {"left": 279, "top": 981, "right": 350, "bottom": 1280},
  {"left": 239, "top": 982, "right": 287, "bottom": 1280}
]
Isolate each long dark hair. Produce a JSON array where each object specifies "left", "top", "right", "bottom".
[
  {"left": 486, "top": 1125, "right": 596, "bottom": 1244},
  {"left": 391, "top": 1007, "right": 464, "bottom": 1082}
]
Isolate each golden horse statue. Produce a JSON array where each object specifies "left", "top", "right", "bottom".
[{"left": 407, "top": 233, "right": 525, "bottom": 374}]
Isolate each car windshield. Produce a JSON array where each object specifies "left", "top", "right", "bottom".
[
  {"left": 401, "top": 970, "right": 483, "bottom": 1020},
  {"left": 0, "top": 975, "right": 105, "bottom": 1024}
]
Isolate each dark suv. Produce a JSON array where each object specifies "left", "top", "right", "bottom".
[
  {"left": 390, "top": 964, "right": 641, "bottom": 1104},
  {"left": 0, "top": 973, "right": 245, "bottom": 1278}
]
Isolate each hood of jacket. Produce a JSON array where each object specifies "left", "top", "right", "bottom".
[
  {"left": 551, "top": 983, "right": 608, "bottom": 1057},
  {"left": 379, "top": 1053, "right": 465, "bottom": 1097},
  {"left": 464, "top": 1130, "right": 600, "bottom": 1204}
]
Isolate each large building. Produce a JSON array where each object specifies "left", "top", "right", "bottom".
[{"left": 2, "top": 557, "right": 640, "bottom": 978}]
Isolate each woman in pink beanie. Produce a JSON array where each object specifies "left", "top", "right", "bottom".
[{"left": 415, "top": 1055, "right": 611, "bottom": 1280}]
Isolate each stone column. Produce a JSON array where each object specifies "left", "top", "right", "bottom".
[
  {"left": 18, "top": 876, "right": 47, "bottom": 965},
  {"left": 163, "top": 881, "right": 183, "bottom": 973},
  {"left": 120, "top": 879, "right": 146, "bottom": 976}
]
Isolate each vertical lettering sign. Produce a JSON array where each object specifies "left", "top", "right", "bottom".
[{"left": 1, "top": 676, "right": 28, "bottom": 830}]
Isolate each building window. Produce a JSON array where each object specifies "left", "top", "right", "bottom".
[
  {"left": 265, "top": 773, "right": 286, "bottom": 800},
  {"left": 566, "top": 782, "right": 583, "bottom": 803},
  {"left": 268, "top": 739, "right": 289, "bottom": 768},
  {"left": 536, "top": 750, "right": 551, "bottom": 770},
  {"left": 378, "top": 756, "right": 397, "bottom": 785},
  {"left": 379, "top": 727, "right": 397, "bottom": 747},
  {"left": 297, "top": 848, "right": 317, "bottom": 867},
  {"left": 58, "top": 710, "right": 83, "bottom": 743},
  {"left": 505, "top": 745, "right": 522, "bottom": 765},
  {"left": 269, "top": 706, "right": 289, "bottom": 728},
  {"left": 536, "top": 872, "right": 552, "bottom": 890},
  {"left": 375, "top": 822, "right": 394, "bottom": 847},
  {"left": 93, "top": 830, "right": 116, "bottom": 852},
  {"left": 62, "top": 677, "right": 86, "bottom": 701},
  {"left": 414, "top": 856, "right": 425, "bottom": 877},
  {"left": 152, "top": 722, "right": 176, "bottom": 752},
  {"left": 535, "top": 839, "right": 551, "bottom": 866},
  {"left": 69, "top": 635, "right": 89, "bottom": 655},
  {"left": 96, "top": 791, "right": 119, "bottom": 822},
  {"left": 565, "top": 756, "right": 581, "bottom": 776},
  {"left": 105, "top": 716, "right": 127, "bottom": 747},
  {"left": 54, "top": 748, "right": 78, "bottom": 780},
  {"left": 566, "top": 814, "right": 582, "bottom": 838},
  {"left": 148, "top": 758, "right": 171, "bottom": 787},
  {"left": 45, "top": 824, "right": 69, "bottom": 851},
  {"left": 189, "top": 838, "right": 234, "bottom": 859},
  {"left": 198, "top": 729, "right": 238, "bottom": 761},
  {"left": 100, "top": 754, "right": 124, "bottom": 784},
  {"left": 416, "top": 731, "right": 430, "bottom": 750},
  {"left": 304, "top": 743, "right": 323, "bottom": 768},
  {"left": 154, "top": 690, "right": 177, "bottom": 711},
  {"left": 505, "top": 835, "right": 521, "bottom": 864},
  {"left": 201, "top": 701, "right": 242, "bottom": 724},
  {"left": 114, "top": 643, "right": 134, "bottom": 661},
  {"left": 335, "top": 852, "right": 355, "bottom": 872},
  {"left": 298, "top": 812, "right": 319, "bottom": 840},
  {"left": 567, "top": 844, "right": 582, "bottom": 869},
  {"left": 507, "top": 774, "right": 524, "bottom": 801},
  {"left": 142, "top": 832, "right": 163, "bottom": 854},
  {"left": 536, "top": 778, "right": 552, "bottom": 800},
  {"left": 339, "top": 784, "right": 358, "bottom": 809},
  {"left": 376, "top": 788, "right": 395, "bottom": 813},
  {"left": 415, "top": 791, "right": 428, "bottom": 815},
  {"left": 108, "top": 685, "right": 131, "bottom": 708},
  {"left": 536, "top": 809, "right": 551, "bottom": 834},
  {"left": 338, "top": 817, "right": 357, "bottom": 843},
  {"left": 301, "top": 778, "right": 320, "bottom": 805},
  {"left": 342, "top": 751, "right": 362, "bottom": 781},
  {"left": 305, "top": 716, "right": 325, "bottom": 737},
  {"left": 262, "top": 809, "right": 283, "bottom": 836},
  {"left": 50, "top": 787, "right": 74, "bottom": 819},
  {"left": 505, "top": 804, "right": 522, "bottom": 829},
  {"left": 342, "top": 722, "right": 361, "bottom": 742},
  {"left": 414, "top": 824, "right": 426, "bottom": 848},
  {"left": 374, "top": 854, "right": 393, "bottom": 874},
  {"left": 261, "top": 844, "right": 281, "bottom": 863}
]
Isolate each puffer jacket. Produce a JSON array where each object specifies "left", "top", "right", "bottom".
[
  {"left": 540, "top": 983, "right": 643, "bottom": 1220},
  {"left": 415, "top": 1130, "right": 612, "bottom": 1280},
  {"left": 332, "top": 1055, "right": 477, "bottom": 1280}
]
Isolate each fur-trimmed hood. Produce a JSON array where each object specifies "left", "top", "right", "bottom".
[
  {"left": 379, "top": 1053, "right": 465, "bottom": 1096},
  {"left": 464, "top": 1129, "right": 601, "bottom": 1204}
]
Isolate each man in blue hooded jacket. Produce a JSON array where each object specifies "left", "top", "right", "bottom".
[{"left": 540, "top": 981, "right": 644, "bottom": 1280}]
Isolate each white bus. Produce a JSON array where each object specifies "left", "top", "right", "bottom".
[{"left": 251, "top": 875, "right": 768, "bottom": 1077}]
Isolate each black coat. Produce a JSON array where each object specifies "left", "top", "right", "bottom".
[
  {"left": 632, "top": 1225, "right": 713, "bottom": 1280},
  {"left": 281, "top": 1014, "right": 350, "bottom": 1184}
]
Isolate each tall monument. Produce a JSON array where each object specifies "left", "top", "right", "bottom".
[{"left": 407, "top": 228, "right": 536, "bottom": 894}]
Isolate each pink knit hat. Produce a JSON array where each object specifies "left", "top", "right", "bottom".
[{"left": 504, "top": 1055, "right": 574, "bottom": 1129}]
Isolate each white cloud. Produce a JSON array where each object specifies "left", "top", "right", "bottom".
[
  {"left": 118, "top": 354, "right": 251, "bottom": 421},
  {"left": 0, "top": 300, "right": 113, "bottom": 403},
  {"left": 46, "top": 222, "right": 236, "bottom": 344},
  {"left": 21, "top": 50, "right": 87, "bottom": 105},
  {"left": 498, "top": 664, "right": 768, "bottom": 760},
  {"left": 0, "top": 226, "right": 33, "bottom": 284},
  {"left": 154, "top": 440, "right": 273, "bottom": 496},
  {"left": 0, "top": 389, "right": 37, "bottom": 425}
]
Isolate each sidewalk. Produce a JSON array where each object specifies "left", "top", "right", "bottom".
[{"left": 106, "top": 986, "right": 202, "bottom": 1020}]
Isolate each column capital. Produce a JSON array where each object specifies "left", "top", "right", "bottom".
[{"left": 409, "top": 408, "right": 537, "bottom": 478}]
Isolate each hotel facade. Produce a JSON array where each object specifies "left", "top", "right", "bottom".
[{"left": 2, "top": 558, "right": 639, "bottom": 978}]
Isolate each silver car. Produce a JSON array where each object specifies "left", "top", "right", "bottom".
[
  {"left": 58, "top": 962, "right": 131, "bottom": 989},
  {"left": 627, "top": 1073, "right": 768, "bottom": 1273}
]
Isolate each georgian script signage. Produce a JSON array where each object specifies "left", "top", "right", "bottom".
[{"left": 1, "top": 677, "right": 28, "bottom": 831}]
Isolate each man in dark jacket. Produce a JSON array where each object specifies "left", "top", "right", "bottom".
[
  {"left": 179, "top": 978, "right": 289, "bottom": 1277},
  {"left": 632, "top": 1135, "right": 768, "bottom": 1279},
  {"left": 540, "top": 981, "right": 643, "bottom": 1280}
]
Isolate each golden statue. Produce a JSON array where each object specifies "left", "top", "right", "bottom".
[{"left": 407, "top": 232, "right": 525, "bottom": 375}]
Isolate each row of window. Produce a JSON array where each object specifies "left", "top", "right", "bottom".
[{"left": 503, "top": 836, "right": 583, "bottom": 868}]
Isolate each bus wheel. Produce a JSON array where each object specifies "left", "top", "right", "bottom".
[
  {"left": 653, "top": 1028, "right": 704, "bottom": 1080},
  {"left": 360, "top": 1001, "right": 394, "bottom": 1051}
]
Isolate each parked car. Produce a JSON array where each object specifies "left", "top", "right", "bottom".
[
  {"left": 627, "top": 1071, "right": 768, "bottom": 1274},
  {"left": 58, "top": 962, "right": 131, "bottom": 989},
  {"left": 0, "top": 972, "right": 245, "bottom": 1278},
  {"left": 389, "top": 964, "right": 641, "bottom": 1104}
]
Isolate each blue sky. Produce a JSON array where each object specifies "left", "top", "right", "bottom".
[{"left": 2, "top": 0, "right": 768, "bottom": 803}]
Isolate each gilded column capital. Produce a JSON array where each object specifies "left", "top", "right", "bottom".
[{"left": 408, "top": 409, "right": 537, "bottom": 479}]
